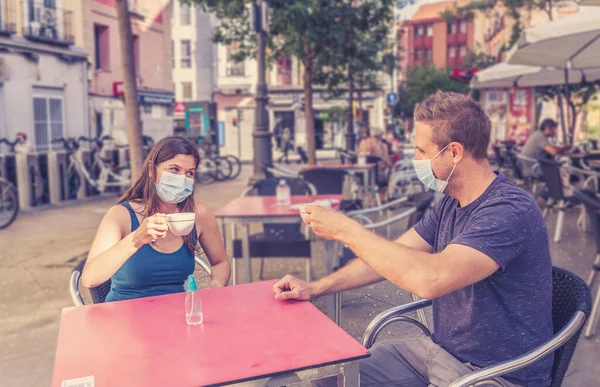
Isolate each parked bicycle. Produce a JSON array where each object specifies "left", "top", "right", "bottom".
[
  {"left": 52, "top": 137, "right": 131, "bottom": 198},
  {"left": 0, "top": 137, "right": 48, "bottom": 207},
  {"left": 0, "top": 176, "right": 19, "bottom": 229},
  {"left": 195, "top": 137, "right": 242, "bottom": 183}
]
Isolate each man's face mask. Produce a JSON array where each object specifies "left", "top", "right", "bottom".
[{"left": 412, "top": 144, "right": 457, "bottom": 193}]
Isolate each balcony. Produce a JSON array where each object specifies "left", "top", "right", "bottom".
[
  {"left": 413, "top": 36, "right": 433, "bottom": 49},
  {"left": 23, "top": 1, "right": 74, "bottom": 46},
  {"left": 0, "top": 0, "right": 17, "bottom": 35},
  {"left": 447, "top": 33, "right": 468, "bottom": 45}
]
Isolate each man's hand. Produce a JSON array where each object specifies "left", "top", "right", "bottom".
[
  {"left": 273, "top": 275, "right": 315, "bottom": 301},
  {"left": 304, "top": 205, "right": 358, "bottom": 241}
]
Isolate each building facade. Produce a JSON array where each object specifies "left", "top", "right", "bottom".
[
  {"left": 406, "top": 0, "right": 475, "bottom": 70},
  {"left": 86, "top": 0, "right": 174, "bottom": 144},
  {"left": 0, "top": 0, "right": 88, "bottom": 152},
  {"left": 170, "top": 1, "right": 218, "bottom": 140}
]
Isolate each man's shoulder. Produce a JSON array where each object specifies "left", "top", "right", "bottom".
[{"left": 480, "top": 176, "right": 538, "bottom": 215}]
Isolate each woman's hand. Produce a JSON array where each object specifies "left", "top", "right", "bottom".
[{"left": 133, "top": 213, "right": 168, "bottom": 248}]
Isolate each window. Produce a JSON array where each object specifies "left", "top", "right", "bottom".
[
  {"left": 425, "top": 48, "right": 432, "bottom": 61},
  {"left": 93, "top": 24, "right": 109, "bottom": 71},
  {"left": 414, "top": 50, "right": 422, "bottom": 61},
  {"left": 459, "top": 21, "right": 467, "bottom": 34},
  {"left": 166, "top": 106, "right": 174, "bottom": 116},
  {"left": 133, "top": 35, "right": 140, "bottom": 73},
  {"left": 426, "top": 25, "right": 433, "bottom": 37},
  {"left": 181, "top": 82, "right": 193, "bottom": 100},
  {"left": 33, "top": 96, "right": 64, "bottom": 152},
  {"left": 226, "top": 43, "right": 245, "bottom": 76},
  {"left": 447, "top": 22, "right": 456, "bottom": 35},
  {"left": 180, "top": 40, "right": 191, "bottom": 68},
  {"left": 143, "top": 105, "right": 152, "bottom": 114},
  {"left": 171, "top": 40, "right": 175, "bottom": 69},
  {"left": 180, "top": 3, "right": 191, "bottom": 26},
  {"left": 448, "top": 46, "right": 456, "bottom": 58},
  {"left": 459, "top": 46, "right": 467, "bottom": 57},
  {"left": 414, "top": 25, "right": 422, "bottom": 36},
  {"left": 276, "top": 57, "right": 292, "bottom": 85}
]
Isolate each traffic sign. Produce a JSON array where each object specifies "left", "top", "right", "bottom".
[{"left": 386, "top": 92, "right": 399, "bottom": 106}]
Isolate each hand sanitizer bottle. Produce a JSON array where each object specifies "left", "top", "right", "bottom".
[
  {"left": 185, "top": 274, "right": 203, "bottom": 325},
  {"left": 276, "top": 179, "right": 291, "bottom": 206}
]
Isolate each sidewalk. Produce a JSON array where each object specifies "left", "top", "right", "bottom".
[{"left": 0, "top": 165, "right": 598, "bottom": 386}]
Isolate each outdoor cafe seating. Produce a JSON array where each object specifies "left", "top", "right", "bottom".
[{"left": 363, "top": 266, "right": 591, "bottom": 387}]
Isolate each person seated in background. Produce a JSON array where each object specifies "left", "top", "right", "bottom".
[
  {"left": 358, "top": 127, "right": 390, "bottom": 182},
  {"left": 81, "top": 136, "right": 231, "bottom": 301},
  {"left": 520, "top": 118, "right": 572, "bottom": 177},
  {"left": 274, "top": 92, "right": 552, "bottom": 387},
  {"left": 15, "top": 132, "right": 32, "bottom": 153}
]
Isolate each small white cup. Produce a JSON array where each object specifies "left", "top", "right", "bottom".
[
  {"left": 299, "top": 200, "right": 332, "bottom": 222},
  {"left": 166, "top": 212, "right": 196, "bottom": 236}
]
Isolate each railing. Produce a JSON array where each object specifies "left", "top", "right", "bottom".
[
  {"left": 0, "top": 0, "right": 17, "bottom": 35},
  {"left": 23, "top": 0, "right": 74, "bottom": 46}
]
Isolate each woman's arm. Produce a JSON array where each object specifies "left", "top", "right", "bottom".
[
  {"left": 196, "top": 202, "right": 231, "bottom": 287},
  {"left": 81, "top": 206, "right": 137, "bottom": 288},
  {"left": 81, "top": 206, "right": 169, "bottom": 288}
]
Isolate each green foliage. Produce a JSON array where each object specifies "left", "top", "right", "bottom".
[{"left": 395, "top": 65, "right": 470, "bottom": 118}]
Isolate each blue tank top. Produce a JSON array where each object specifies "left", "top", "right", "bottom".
[{"left": 105, "top": 202, "right": 196, "bottom": 302}]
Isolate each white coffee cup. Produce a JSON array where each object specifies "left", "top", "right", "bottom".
[
  {"left": 299, "top": 200, "right": 332, "bottom": 222},
  {"left": 166, "top": 212, "right": 195, "bottom": 236}
]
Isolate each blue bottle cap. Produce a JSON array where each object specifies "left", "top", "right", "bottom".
[{"left": 186, "top": 274, "right": 198, "bottom": 292}]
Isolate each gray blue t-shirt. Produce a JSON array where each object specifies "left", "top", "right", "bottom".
[{"left": 414, "top": 173, "right": 553, "bottom": 386}]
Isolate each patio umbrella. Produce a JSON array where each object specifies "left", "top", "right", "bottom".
[
  {"left": 470, "top": 62, "right": 600, "bottom": 89},
  {"left": 507, "top": 7, "right": 600, "bottom": 69},
  {"left": 507, "top": 7, "right": 600, "bottom": 142}
]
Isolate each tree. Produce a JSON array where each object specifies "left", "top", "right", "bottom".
[
  {"left": 395, "top": 65, "right": 470, "bottom": 118},
  {"left": 189, "top": 0, "right": 394, "bottom": 163},
  {"left": 115, "top": 0, "right": 144, "bottom": 180}
]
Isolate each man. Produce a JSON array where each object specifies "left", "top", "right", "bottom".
[
  {"left": 521, "top": 118, "right": 571, "bottom": 161},
  {"left": 273, "top": 92, "right": 553, "bottom": 387}
]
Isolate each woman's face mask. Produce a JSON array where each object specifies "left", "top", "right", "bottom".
[
  {"left": 155, "top": 166, "right": 194, "bottom": 204},
  {"left": 412, "top": 144, "right": 457, "bottom": 193}
]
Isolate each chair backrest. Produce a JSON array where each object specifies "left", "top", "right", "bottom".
[
  {"left": 90, "top": 280, "right": 112, "bottom": 304},
  {"left": 538, "top": 159, "right": 565, "bottom": 201},
  {"left": 574, "top": 189, "right": 600, "bottom": 254},
  {"left": 506, "top": 151, "right": 525, "bottom": 180},
  {"left": 549, "top": 266, "right": 592, "bottom": 386},
  {"left": 492, "top": 145, "right": 504, "bottom": 167},
  {"left": 300, "top": 168, "right": 348, "bottom": 194}
]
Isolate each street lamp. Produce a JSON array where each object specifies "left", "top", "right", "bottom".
[{"left": 250, "top": 0, "right": 272, "bottom": 183}]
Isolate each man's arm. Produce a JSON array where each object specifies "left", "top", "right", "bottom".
[
  {"left": 544, "top": 144, "right": 571, "bottom": 156},
  {"left": 341, "top": 225, "right": 499, "bottom": 300},
  {"left": 273, "top": 226, "right": 434, "bottom": 300}
]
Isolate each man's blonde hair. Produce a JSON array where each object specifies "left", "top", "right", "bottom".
[{"left": 414, "top": 91, "right": 490, "bottom": 159}]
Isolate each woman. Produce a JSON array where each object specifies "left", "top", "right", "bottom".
[{"left": 81, "top": 136, "right": 231, "bottom": 301}]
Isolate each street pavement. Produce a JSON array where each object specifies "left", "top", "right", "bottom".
[{"left": 0, "top": 164, "right": 598, "bottom": 386}]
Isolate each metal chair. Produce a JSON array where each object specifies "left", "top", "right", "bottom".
[
  {"left": 333, "top": 191, "right": 435, "bottom": 326},
  {"left": 538, "top": 159, "right": 580, "bottom": 243},
  {"left": 233, "top": 178, "right": 315, "bottom": 283},
  {"left": 70, "top": 255, "right": 212, "bottom": 306},
  {"left": 574, "top": 189, "right": 600, "bottom": 338},
  {"left": 362, "top": 267, "right": 591, "bottom": 387}
]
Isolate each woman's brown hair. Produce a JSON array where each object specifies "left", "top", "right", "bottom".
[{"left": 119, "top": 136, "right": 200, "bottom": 254}]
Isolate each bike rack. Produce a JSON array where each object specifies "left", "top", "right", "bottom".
[
  {"left": 0, "top": 153, "right": 18, "bottom": 188},
  {"left": 47, "top": 151, "right": 69, "bottom": 204}
]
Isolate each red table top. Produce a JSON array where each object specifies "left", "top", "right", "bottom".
[
  {"left": 302, "top": 163, "right": 376, "bottom": 171},
  {"left": 52, "top": 281, "right": 369, "bottom": 387},
  {"left": 214, "top": 195, "right": 343, "bottom": 218}
]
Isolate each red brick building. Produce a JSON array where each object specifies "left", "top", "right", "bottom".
[{"left": 405, "top": 0, "right": 475, "bottom": 70}]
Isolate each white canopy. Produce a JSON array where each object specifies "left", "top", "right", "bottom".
[
  {"left": 470, "top": 62, "right": 600, "bottom": 89},
  {"left": 508, "top": 7, "right": 600, "bottom": 69}
]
